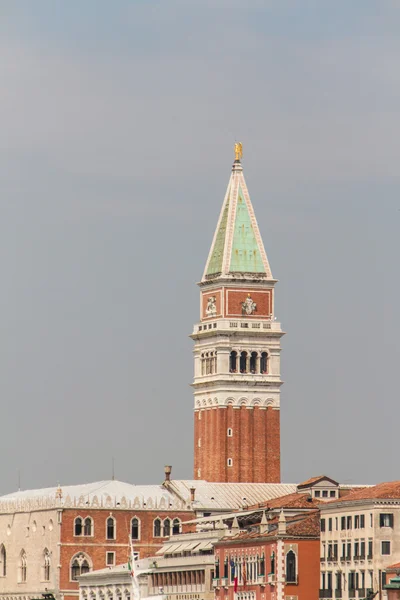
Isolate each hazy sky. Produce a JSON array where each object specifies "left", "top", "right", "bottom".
[{"left": 1, "top": 1, "right": 399, "bottom": 493}]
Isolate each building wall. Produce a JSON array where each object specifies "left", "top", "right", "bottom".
[
  {"left": 214, "top": 536, "right": 319, "bottom": 600},
  {"left": 320, "top": 503, "right": 400, "bottom": 600},
  {"left": 60, "top": 509, "right": 194, "bottom": 600},
  {"left": 0, "top": 508, "right": 61, "bottom": 598}
]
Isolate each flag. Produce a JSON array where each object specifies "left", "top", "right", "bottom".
[
  {"left": 128, "top": 558, "right": 134, "bottom": 578},
  {"left": 242, "top": 562, "right": 247, "bottom": 589},
  {"left": 230, "top": 559, "right": 238, "bottom": 593}
]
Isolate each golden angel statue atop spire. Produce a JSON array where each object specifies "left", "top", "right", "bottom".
[{"left": 234, "top": 142, "right": 243, "bottom": 161}]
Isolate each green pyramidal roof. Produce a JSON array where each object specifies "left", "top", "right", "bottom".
[
  {"left": 203, "top": 161, "right": 272, "bottom": 281},
  {"left": 229, "top": 186, "right": 266, "bottom": 273},
  {"left": 206, "top": 185, "right": 230, "bottom": 276}
]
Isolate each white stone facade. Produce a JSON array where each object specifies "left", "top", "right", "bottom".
[
  {"left": 320, "top": 499, "right": 400, "bottom": 599},
  {"left": 0, "top": 507, "right": 61, "bottom": 600}
]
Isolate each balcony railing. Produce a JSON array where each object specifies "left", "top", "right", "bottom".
[
  {"left": 349, "top": 588, "right": 356, "bottom": 598},
  {"left": 357, "top": 588, "right": 366, "bottom": 597},
  {"left": 257, "top": 575, "right": 265, "bottom": 585},
  {"left": 220, "top": 578, "right": 228, "bottom": 588},
  {"left": 335, "top": 590, "right": 342, "bottom": 598},
  {"left": 319, "top": 590, "right": 333, "bottom": 598},
  {"left": 267, "top": 573, "right": 275, "bottom": 584}
]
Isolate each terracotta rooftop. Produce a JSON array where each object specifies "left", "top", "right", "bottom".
[
  {"left": 251, "top": 491, "right": 319, "bottom": 510},
  {"left": 387, "top": 563, "right": 400, "bottom": 571},
  {"left": 217, "top": 511, "right": 320, "bottom": 544},
  {"left": 297, "top": 475, "right": 338, "bottom": 489},
  {"left": 327, "top": 481, "right": 400, "bottom": 504}
]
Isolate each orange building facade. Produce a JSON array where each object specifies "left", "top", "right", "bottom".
[{"left": 214, "top": 512, "right": 320, "bottom": 600}]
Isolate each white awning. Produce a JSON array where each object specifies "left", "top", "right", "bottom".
[
  {"left": 195, "top": 540, "right": 214, "bottom": 551},
  {"left": 155, "top": 543, "right": 174, "bottom": 555}
]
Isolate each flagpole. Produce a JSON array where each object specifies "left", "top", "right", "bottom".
[{"left": 129, "top": 535, "right": 141, "bottom": 600}]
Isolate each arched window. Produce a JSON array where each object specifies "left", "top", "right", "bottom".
[
  {"left": 261, "top": 352, "right": 268, "bottom": 374},
  {"left": 131, "top": 518, "right": 140, "bottom": 541},
  {"left": 240, "top": 351, "right": 247, "bottom": 373},
  {"left": 84, "top": 517, "right": 92, "bottom": 537},
  {"left": 229, "top": 351, "right": 237, "bottom": 373},
  {"left": 163, "top": 519, "right": 171, "bottom": 537},
  {"left": 0, "top": 545, "right": 6, "bottom": 577},
  {"left": 270, "top": 552, "right": 275, "bottom": 575},
  {"left": 250, "top": 352, "right": 257, "bottom": 373},
  {"left": 153, "top": 518, "right": 161, "bottom": 537},
  {"left": 107, "top": 517, "right": 115, "bottom": 540},
  {"left": 71, "top": 553, "right": 90, "bottom": 581},
  {"left": 286, "top": 551, "right": 296, "bottom": 583},
  {"left": 74, "top": 517, "right": 82, "bottom": 536},
  {"left": 18, "top": 550, "right": 27, "bottom": 583},
  {"left": 227, "top": 428, "right": 233, "bottom": 437},
  {"left": 172, "top": 519, "right": 181, "bottom": 535},
  {"left": 43, "top": 549, "right": 50, "bottom": 582}
]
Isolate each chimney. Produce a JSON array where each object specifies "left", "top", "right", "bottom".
[
  {"left": 190, "top": 487, "right": 196, "bottom": 502},
  {"left": 278, "top": 509, "right": 286, "bottom": 535},
  {"left": 164, "top": 465, "right": 172, "bottom": 482}
]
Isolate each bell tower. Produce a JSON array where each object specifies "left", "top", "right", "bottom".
[{"left": 191, "top": 144, "right": 284, "bottom": 483}]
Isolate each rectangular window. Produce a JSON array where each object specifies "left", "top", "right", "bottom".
[
  {"left": 322, "top": 490, "right": 328, "bottom": 498},
  {"left": 321, "top": 519, "right": 326, "bottom": 532},
  {"left": 368, "top": 540, "right": 373, "bottom": 559},
  {"left": 328, "top": 544, "right": 333, "bottom": 560},
  {"left": 341, "top": 516, "right": 346, "bottom": 530},
  {"left": 327, "top": 572, "right": 332, "bottom": 590},
  {"left": 106, "top": 552, "right": 115, "bottom": 566},
  {"left": 380, "top": 513, "right": 394, "bottom": 528},
  {"left": 370, "top": 513, "right": 373, "bottom": 527},
  {"left": 330, "top": 490, "right": 336, "bottom": 498},
  {"left": 347, "top": 543, "right": 351, "bottom": 560},
  {"left": 347, "top": 516, "right": 352, "bottom": 530},
  {"left": 382, "top": 541, "right": 391, "bottom": 555},
  {"left": 382, "top": 572, "right": 387, "bottom": 587},
  {"left": 315, "top": 490, "right": 321, "bottom": 498},
  {"left": 349, "top": 572, "right": 356, "bottom": 592},
  {"left": 355, "top": 515, "right": 359, "bottom": 529},
  {"left": 328, "top": 518, "right": 332, "bottom": 532},
  {"left": 334, "top": 543, "right": 338, "bottom": 560},
  {"left": 335, "top": 517, "right": 338, "bottom": 531},
  {"left": 354, "top": 542, "right": 359, "bottom": 558},
  {"left": 360, "top": 541, "right": 365, "bottom": 559},
  {"left": 341, "top": 543, "right": 346, "bottom": 560},
  {"left": 360, "top": 514, "right": 365, "bottom": 528}
]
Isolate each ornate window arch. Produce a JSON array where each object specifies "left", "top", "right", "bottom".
[
  {"left": 260, "top": 351, "right": 269, "bottom": 374},
  {"left": 0, "top": 544, "right": 6, "bottom": 577},
  {"left": 18, "top": 550, "right": 27, "bottom": 583},
  {"left": 229, "top": 351, "right": 237, "bottom": 373},
  {"left": 74, "top": 517, "right": 83, "bottom": 537},
  {"left": 106, "top": 516, "right": 116, "bottom": 540},
  {"left": 163, "top": 518, "right": 171, "bottom": 537},
  {"left": 70, "top": 552, "right": 91, "bottom": 581},
  {"left": 286, "top": 550, "right": 296, "bottom": 583},
  {"left": 131, "top": 517, "right": 140, "bottom": 541},
  {"left": 172, "top": 519, "right": 181, "bottom": 535},
  {"left": 153, "top": 518, "right": 161, "bottom": 538},
  {"left": 43, "top": 549, "right": 50, "bottom": 582},
  {"left": 83, "top": 517, "right": 93, "bottom": 537}
]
